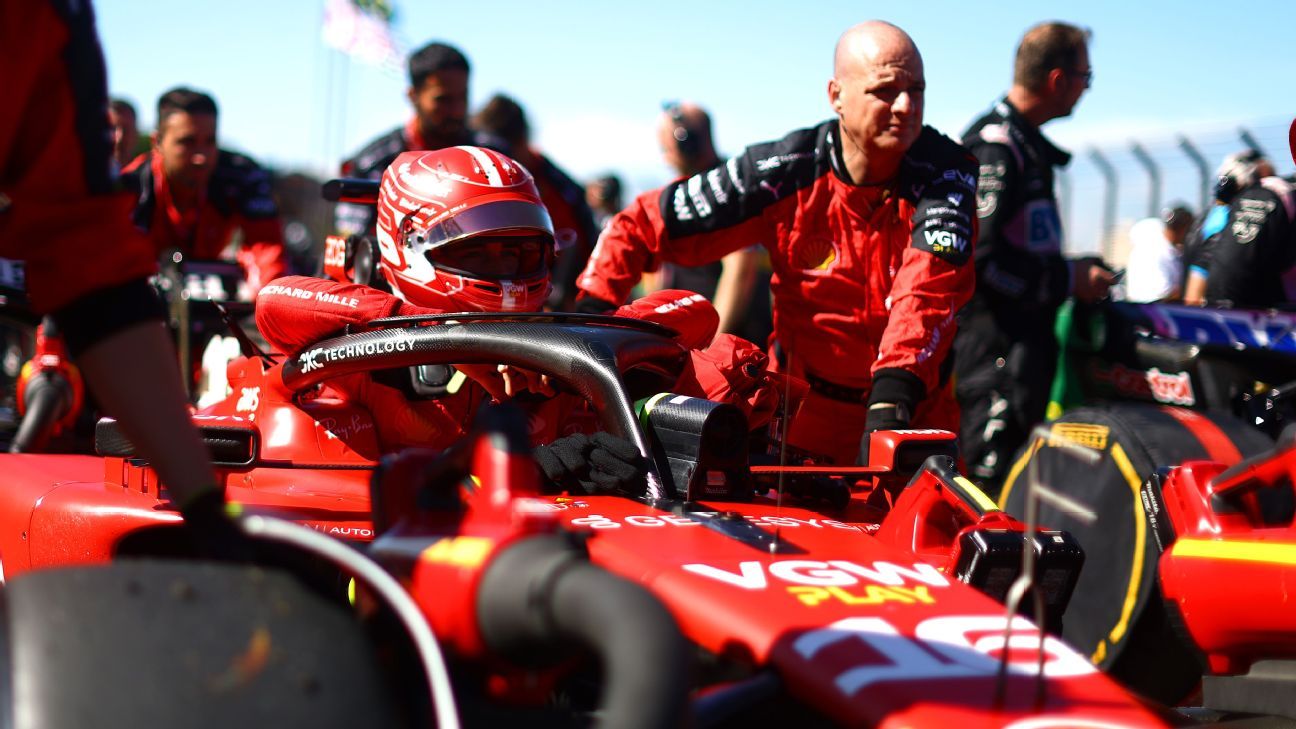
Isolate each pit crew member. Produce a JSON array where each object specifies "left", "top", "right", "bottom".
[
  {"left": 1192, "top": 152, "right": 1296, "bottom": 307},
  {"left": 120, "top": 86, "right": 286, "bottom": 293},
  {"left": 955, "top": 22, "right": 1113, "bottom": 490},
  {"left": 576, "top": 21, "right": 977, "bottom": 465},
  {"left": 336, "top": 41, "right": 474, "bottom": 237},
  {"left": 2, "top": 0, "right": 238, "bottom": 550}
]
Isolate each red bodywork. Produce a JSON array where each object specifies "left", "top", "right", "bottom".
[
  {"left": 1150, "top": 443, "right": 1296, "bottom": 675},
  {"left": 0, "top": 345, "right": 1174, "bottom": 727}
]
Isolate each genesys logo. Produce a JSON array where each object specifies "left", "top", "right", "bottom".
[
  {"left": 683, "top": 559, "right": 949, "bottom": 590},
  {"left": 571, "top": 514, "right": 863, "bottom": 532}
]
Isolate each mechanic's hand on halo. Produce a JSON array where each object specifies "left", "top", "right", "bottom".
[
  {"left": 458, "top": 363, "right": 556, "bottom": 401},
  {"left": 856, "top": 402, "right": 910, "bottom": 466},
  {"left": 534, "top": 432, "right": 647, "bottom": 494},
  {"left": 1072, "top": 258, "right": 1116, "bottom": 303}
]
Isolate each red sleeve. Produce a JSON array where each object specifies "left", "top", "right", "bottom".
[
  {"left": 614, "top": 289, "right": 719, "bottom": 350},
  {"left": 872, "top": 131, "right": 980, "bottom": 397},
  {"left": 0, "top": 2, "right": 157, "bottom": 315},
  {"left": 872, "top": 246, "right": 973, "bottom": 393},
  {"left": 254, "top": 275, "right": 433, "bottom": 354},
  {"left": 577, "top": 189, "right": 767, "bottom": 305},
  {"left": 235, "top": 217, "right": 288, "bottom": 293}
]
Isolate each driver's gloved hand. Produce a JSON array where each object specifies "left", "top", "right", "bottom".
[
  {"left": 179, "top": 488, "right": 256, "bottom": 562},
  {"left": 534, "top": 432, "right": 646, "bottom": 494}
]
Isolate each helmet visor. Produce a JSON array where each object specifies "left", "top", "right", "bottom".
[
  {"left": 426, "top": 234, "right": 552, "bottom": 280},
  {"left": 404, "top": 199, "right": 554, "bottom": 254}
]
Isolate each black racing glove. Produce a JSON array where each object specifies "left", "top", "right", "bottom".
[
  {"left": 179, "top": 488, "right": 255, "bottom": 562},
  {"left": 534, "top": 432, "right": 646, "bottom": 494},
  {"left": 573, "top": 295, "right": 618, "bottom": 315},
  {"left": 858, "top": 404, "right": 912, "bottom": 464},
  {"left": 857, "top": 369, "right": 922, "bottom": 466}
]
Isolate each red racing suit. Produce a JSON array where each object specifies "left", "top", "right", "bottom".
[
  {"left": 1, "top": 0, "right": 158, "bottom": 320},
  {"left": 256, "top": 275, "right": 778, "bottom": 453},
  {"left": 578, "top": 121, "right": 978, "bottom": 464},
  {"left": 121, "top": 150, "right": 287, "bottom": 293}
]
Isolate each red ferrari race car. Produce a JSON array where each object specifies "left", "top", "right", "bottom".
[
  {"left": 0, "top": 306, "right": 1196, "bottom": 728},
  {"left": 993, "top": 119, "right": 1296, "bottom": 717},
  {"left": 3, "top": 252, "right": 255, "bottom": 453}
]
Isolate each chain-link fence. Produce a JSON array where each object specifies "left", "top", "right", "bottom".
[{"left": 1057, "top": 116, "right": 1293, "bottom": 264}]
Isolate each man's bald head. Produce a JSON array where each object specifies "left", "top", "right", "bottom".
[
  {"left": 828, "top": 21, "right": 925, "bottom": 183},
  {"left": 833, "top": 21, "right": 922, "bottom": 80}
]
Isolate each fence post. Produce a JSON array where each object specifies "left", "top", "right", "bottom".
[
  {"left": 1239, "top": 127, "right": 1266, "bottom": 158},
  {"left": 1177, "top": 135, "right": 1210, "bottom": 213},
  {"left": 1130, "top": 142, "right": 1160, "bottom": 218},
  {"left": 1088, "top": 148, "right": 1117, "bottom": 257}
]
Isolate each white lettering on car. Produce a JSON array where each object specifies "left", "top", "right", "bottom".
[
  {"left": 1145, "top": 367, "right": 1195, "bottom": 406},
  {"left": 681, "top": 560, "right": 949, "bottom": 590},
  {"left": 793, "top": 615, "right": 1095, "bottom": 695},
  {"left": 566, "top": 512, "right": 863, "bottom": 532},
  {"left": 235, "top": 387, "right": 260, "bottom": 413},
  {"left": 297, "top": 330, "right": 417, "bottom": 373}
]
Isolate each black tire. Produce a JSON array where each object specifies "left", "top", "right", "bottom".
[
  {"left": 999, "top": 403, "right": 1272, "bottom": 704},
  {"left": 0, "top": 560, "right": 400, "bottom": 729}
]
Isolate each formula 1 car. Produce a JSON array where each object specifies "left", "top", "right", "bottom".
[
  {"left": 999, "top": 299, "right": 1296, "bottom": 705},
  {"left": 1142, "top": 430, "right": 1296, "bottom": 720},
  {"left": 0, "top": 310, "right": 1188, "bottom": 728},
  {"left": 1001, "top": 126, "right": 1296, "bottom": 707},
  {"left": 2, "top": 251, "right": 254, "bottom": 453}
]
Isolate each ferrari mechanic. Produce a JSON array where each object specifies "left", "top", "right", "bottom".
[
  {"left": 2, "top": 0, "right": 240, "bottom": 551},
  {"left": 576, "top": 21, "right": 977, "bottom": 465},
  {"left": 335, "top": 41, "right": 474, "bottom": 237},
  {"left": 259, "top": 146, "right": 778, "bottom": 493},
  {"left": 120, "top": 86, "right": 286, "bottom": 294}
]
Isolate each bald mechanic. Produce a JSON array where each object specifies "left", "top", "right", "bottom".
[{"left": 578, "top": 21, "right": 977, "bottom": 465}]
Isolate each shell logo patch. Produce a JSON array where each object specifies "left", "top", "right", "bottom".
[{"left": 791, "top": 236, "right": 837, "bottom": 273}]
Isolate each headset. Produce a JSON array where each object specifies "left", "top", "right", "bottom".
[
  {"left": 662, "top": 101, "right": 701, "bottom": 160},
  {"left": 1161, "top": 204, "right": 1194, "bottom": 231},
  {"left": 1214, "top": 148, "right": 1263, "bottom": 204}
]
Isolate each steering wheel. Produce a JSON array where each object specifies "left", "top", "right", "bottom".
[{"left": 278, "top": 313, "right": 689, "bottom": 500}]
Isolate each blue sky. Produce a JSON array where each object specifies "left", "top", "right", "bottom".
[{"left": 97, "top": 0, "right": 1295, "bottom": 253}]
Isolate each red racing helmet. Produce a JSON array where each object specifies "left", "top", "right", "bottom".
[{"left": 375, "top": 147, "right": 555, "bottom": 312}]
